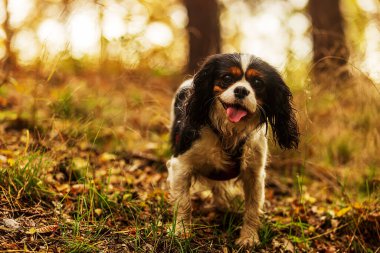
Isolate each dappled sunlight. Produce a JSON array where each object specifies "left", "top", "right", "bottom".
[
  {"left": 145, "top": 22, "right": 174, "bottom": 47},
  {"left": 102, "top": 2, "right": 128, "bottom": 40},
  {"left": 357, "top": 0, "right": 379, "bottom": 12},
  {"left": 37, "top": 19, "right": 67, "bottom": 55},
  {"left": 7, "top": 0, "right": 35, "bottom": 28},
  {"left": 241, "top": 3, "right": 291, "bottom": 67},
  {"left": 0, "top": 0, "right": 379, "bottom": 252},
  {"left": 12, "top": 29, "right": 39, "bottom": 65},
  {"left": 0, "top": 29, "right": 5, "bottom": 58},
  {"left": 169, "top": 4, "right": 188, "bottom": 29},
  {"left": 0, "top": 0, "right": 379, "bottom": 80},
  {"left": 68, "top": 3, "right": 100, "bottom": 58},
  {"left": 362, "top": 21, "right": 380, "bottom": 81}
]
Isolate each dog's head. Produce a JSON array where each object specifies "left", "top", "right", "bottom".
[{"left": 187, "top": 53, "right": 299, "bottom": 149}]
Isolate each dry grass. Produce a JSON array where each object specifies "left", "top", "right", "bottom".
[
  {"left": 0, "top": 69, "right": 379, "bottom": 252},
  {"left": 294, "top": 73, "right": 380, "bottom": 197}
]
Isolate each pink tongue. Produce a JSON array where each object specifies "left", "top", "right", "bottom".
[{"left": 226, "top": 107, "right": 247, "bottom": 123}]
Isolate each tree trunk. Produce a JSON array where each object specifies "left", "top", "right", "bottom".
[
  {"left": 183, "top": 0, "right": 221, "bottom": 74},
  {"left": 1, "top": 0, "right": 16, "bottom": 85},
  {"left": 308, "top": 0, "right": 350, "bottom": 82}
]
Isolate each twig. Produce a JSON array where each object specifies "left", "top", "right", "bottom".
[
  {"left": 307, "top": 222, "right": 349, "bottom": 241},
  {"left": 116, "top": 151, "right": 166, "bottom": 168}
]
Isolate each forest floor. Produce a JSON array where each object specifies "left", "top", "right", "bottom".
[{"left": 0, "top": 73, "right": 379, "bottom": 252}]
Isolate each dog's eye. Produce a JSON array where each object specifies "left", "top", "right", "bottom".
[
  {"left": 252, "top": 78, "right": 264, "bottom": 91},
  {"left": 222, "top": 74, "right": 233, "bottom": 84},
  {"left": 252, "top": 78, "right": 264, "bottom": 87}
]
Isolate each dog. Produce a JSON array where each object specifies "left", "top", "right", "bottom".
[{"left": 167, "top": 53, "right": 299, "bottom": 247}]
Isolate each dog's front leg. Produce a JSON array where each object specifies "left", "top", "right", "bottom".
[
  {"left": 236, "top": 166, "right": 265, "bottom": 248},
  {"left": 167, "top": 157, "right": 192, "bottom": 236}
]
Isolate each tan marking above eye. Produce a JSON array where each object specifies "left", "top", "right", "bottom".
[
  {"left": 213, "top": 85, "right": 224, "bottom": 92},
  {"left": 246, "top": 68, "right": 262, "bottom": 78},
  {"left": 229, "top": 67, "right": 242, "bottom": 77}
]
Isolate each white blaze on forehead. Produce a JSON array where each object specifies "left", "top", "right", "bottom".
[{"left": 240, "top": 54, "right": 252, "bottom": 72}]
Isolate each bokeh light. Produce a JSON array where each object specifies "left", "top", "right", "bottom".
[
  {"left": 37, "top": 19, "right": 67, "bottom": 54},
  {"left": 8, "top": 0, "right": 35, "bottom": 28},
  {"left": 67, "top": 3, "right": 100, "bottom": 58},
  {"left": 362, "top": 22, "right": 380, "bottom": 81},
  {"left": 145, "top": 22, "right": 174, "bottom": 47},
  {"left": 357, "top": 0, "right": 379, "bottom": 13},
  {"left": 0, "top": 0, "right": 378, "bottom": 80},
  {"left": 169, "top": 4, "right": 188, "bottom": 28},
  {"left": 102, "top": 2, "right": 128, "bottom": 40},
  {"left": 0, "top": 1, "right": 6, "bottom": 24},
  {"left": 11, "top": 29, "right": 39, "bottom": 65}
]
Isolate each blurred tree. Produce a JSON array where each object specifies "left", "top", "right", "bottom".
[
  {"left": 308, "top": 0, "right": 350, "bottom": 82},
  {"left": 1, "top": 0, "right": 16, "bottom": 84},
  {"left": 96, "top": 0, "right": 108, "bottom": 70},
  {"left": 183, "top": 0, "right": 221, "bottom": 73}
]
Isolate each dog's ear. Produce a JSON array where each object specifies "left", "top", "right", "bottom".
[
  {"left": 264, "top": 74, "right": 299, "bottom": 149},
  {"left": 186, "top": 55, "right": 219, "bottom": 125}
]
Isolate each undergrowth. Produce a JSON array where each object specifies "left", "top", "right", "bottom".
[
  {"left": 0, "top": 153, "right": 51, "bottom": 203},
  {"left": 0, "top": 72, "right": 379, "bottom": 252}
]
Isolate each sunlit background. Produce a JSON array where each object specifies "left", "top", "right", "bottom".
[{"left": 0, "top": 0, "right": 379, "bottom": 81}]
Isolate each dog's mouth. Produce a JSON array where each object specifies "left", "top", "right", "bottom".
[{"left": 220, "top": 100, "right": 250, "bottom": 123}]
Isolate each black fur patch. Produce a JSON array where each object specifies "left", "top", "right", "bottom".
[
  {"left": 170, "top": 85, "right": 199, "bottom": 157},
  {"left": 248, "top": 58, "right": 300, "bottom": 149},
  {"left": 170, "top": 54, "right": 242, "bottom": 157}
]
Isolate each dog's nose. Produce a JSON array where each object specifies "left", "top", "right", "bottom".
[{"left": 234, "top": 86, "right": 250, "bottom": 99}]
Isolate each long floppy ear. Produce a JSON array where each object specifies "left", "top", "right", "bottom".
[
  {"left": 186, "top": 55, "right": 219, "bottom": 126},
  {"left": 171, "top": 55, "right": 220, "bottom": 156},
  {"left": 264, "top": 74, "right": 299, "bottom": 149}
]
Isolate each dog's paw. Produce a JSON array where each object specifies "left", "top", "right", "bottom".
[
  {"left": 235, "top": 234, "right": 260, "bottom": 248},
  {"left": 167, "top": 223, "right": 192, "bottom": 238},
  {"left": 175, "top": 229, "right": 192, "bottom": 239}
]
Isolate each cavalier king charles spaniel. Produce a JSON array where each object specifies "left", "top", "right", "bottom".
[{"left": 167, "top": 53, "right": 299, "bottom": 247}]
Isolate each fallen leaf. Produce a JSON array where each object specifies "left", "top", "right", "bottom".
[
  {"left": 0, "top": 225, "right": 15, "bottom": 232},
  {"left": 7, "top": 158, "right": 15, "bottom": 166},
  {"left": 71, "top": 184, "right": 87, "bottom": 194},
  {"left": 26, "top": 227, "right": 37, "bottom": 235},
  {"left": 368, "top": 212, "right": 380, "bottom": 222},
  {"left": 352, "top": 202, "right": 363, "bottom": 210},
  {"left": 145, "top": 142, "right": 158, "bottom": 150},
  {"left": 72, "top": 157, "right": 88, "bottom": 170},
  {"left": 308, "top": 225, "right": 316, "bottom": 233},
  {"left": 35, "top": 225, "right": 58, "bottom": 234},
  {"left": 273, "top": 238, "right": 295, "bottom": 253},
  {"left": 3, "top": 218, "right": 20, "bottom": 229},
  {"left": 0, "top": 149, "right": 14, "bottom": 155},
  {"left": 114, "top": 227, "right": 137, "bottom": 235},
  {"left": 99, "top": 152, "right": 117, "bottom": 162},
  {"left": 0, "top": 155, "right": 7, "bottom": 163},
  {"left": 95, "top": 208, "right": 102, "bottom": 216},
  {"left": 304, "top": 192, "right": 317, "bottom": 204},
  {"left": 283, "top": 238, "right": 295, "bottom": 253},
  {"left": 336, "top": 206, "right": 351, "bottom": 217},
  {"left": 0, "top": 97, "right": 8, "bottom": 108},
  {"left": 143, "top": 243, "right": 154, "bottom": 252},
  {"left": 55, "top": 184, "right": 70, "bottom": 193},
  {"left": 331, "top": 219, "right": 339, "bottom": 229},
  {"left": 327, "top": 245, "right": 337, "bottom": 253}
]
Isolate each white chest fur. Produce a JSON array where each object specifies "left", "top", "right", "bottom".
[{"left": 181, "top": 127, "right": 233, "bottom": 175}]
